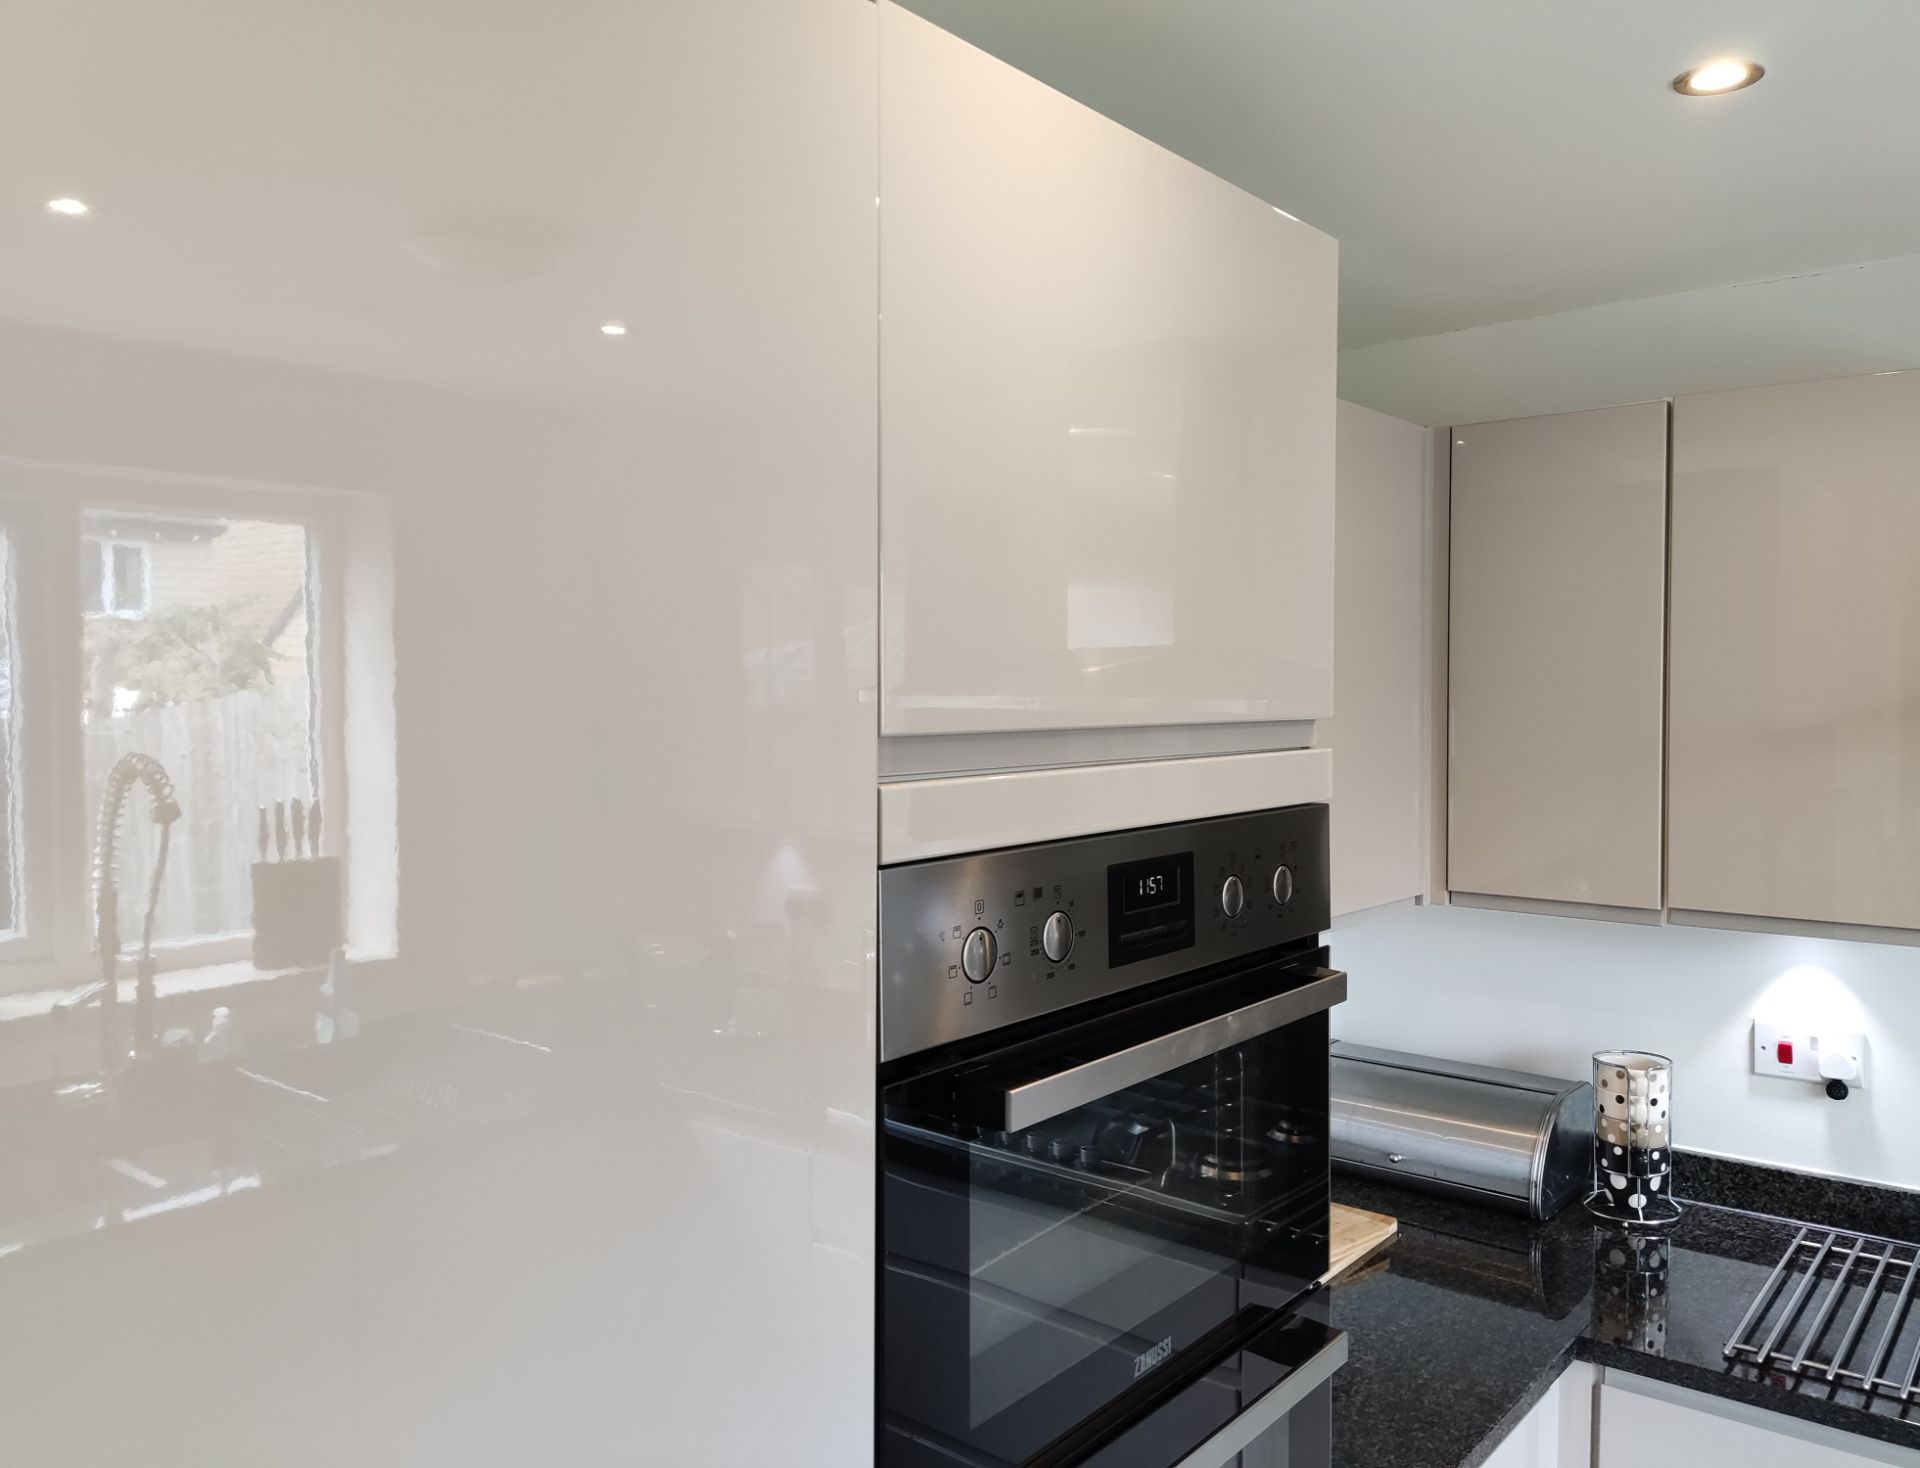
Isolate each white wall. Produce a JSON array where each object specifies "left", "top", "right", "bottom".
[{"left": 1330, "top": 903, "right": 1920, "bottom": 1191}]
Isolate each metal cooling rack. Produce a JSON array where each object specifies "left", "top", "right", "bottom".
[{"left": 1724, "top": 1226, "right": 1920, "bottom": 1403}]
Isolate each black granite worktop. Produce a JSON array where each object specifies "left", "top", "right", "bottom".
[{"left": 1328, "top": 1172, "right": 1920, "bottom": 1468}]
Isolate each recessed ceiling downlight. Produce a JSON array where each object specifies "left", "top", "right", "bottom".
[
  {"left": 599, "top": 321, "right": 628, "bottom": 337},
  {"left": 44, "top": 196, "right": 90, "bottom": 216},
  {"left": 1673, "top": 58, "right": 1764, "bottom": 96}
]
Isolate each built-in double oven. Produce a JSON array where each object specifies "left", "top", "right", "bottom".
[{"left": 878, "top": 805, "right": 1347, "bottom": 1468}]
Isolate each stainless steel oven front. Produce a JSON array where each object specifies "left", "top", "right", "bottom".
[{"left": 878, "top": 805, "right": 1347, "bottom": 1468}]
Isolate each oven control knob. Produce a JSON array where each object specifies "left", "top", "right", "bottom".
[
  {"left": 1271, "top": 865, "right": 1296, "bottom": 906},
  {"left": 1041, "top": 910, "right": 1074, "bottom": 963},
  {"left": 1220, "top": 874, "right": 1246, "bottom": 918},
  {"left": 961, "top": 926, "right": 997, "bottom": 983}
]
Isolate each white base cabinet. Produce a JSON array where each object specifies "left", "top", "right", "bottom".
[
  {"left": 1481, "top": 1363, "right": 1596, "bottom": 1468},
  {"left": 1595, "top": 1374, "right": 1911, "bottom": 1468},
  {"left": 1475, "top": 1365, "right": 1911, "bottom": 1468}
]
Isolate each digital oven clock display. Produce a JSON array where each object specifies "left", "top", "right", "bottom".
[
  {"left": 1106, "top": 851, "right": 1195, "bottom": 965},
  {"left": 1120, "top": 858, "right": 1183, "bottom": 915}
]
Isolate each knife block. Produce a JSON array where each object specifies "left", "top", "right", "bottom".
[{"left": 251, "top": 857, "right": 344, "bottom": 970}]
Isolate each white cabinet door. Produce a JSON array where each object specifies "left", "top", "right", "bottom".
[
  {"left": 1447, "top": 403, "right": 1668, "bottom": 911},
  {"left": 1669, "top": 372, "right": 1920, "bottom": 931},
  {"left": 1480, "top": 1363, "right": 1595, "bottom": 1468},
  {"left": 878, "top": 2, "right": 1338, "bottom": 736},
  {"left": 1597, "top": 1378, "right": 1900, "bottom": 1468},
  {"left": 0, "top": 0, "right": 882, "bottom": 1462},
  {"left": 1325, "top": 401, "right": 1431, "bottom": 917}
]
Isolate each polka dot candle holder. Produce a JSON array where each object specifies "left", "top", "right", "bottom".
[{"left": 1584, "top": 1050, "right": 1682, "bottom": 1230}]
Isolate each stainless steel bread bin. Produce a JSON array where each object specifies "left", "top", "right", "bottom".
[{"left": 1330, "top": 1042, "right": 1594, "bottom": 1219}]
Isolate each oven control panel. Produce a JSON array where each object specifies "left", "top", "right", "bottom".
[{"left": 878, "top": 804, "right": 1329, "bottom": 1063}]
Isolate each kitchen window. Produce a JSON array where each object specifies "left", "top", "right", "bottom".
[{"left": 0, "top": 485, "right": 362, "bottom": 991}]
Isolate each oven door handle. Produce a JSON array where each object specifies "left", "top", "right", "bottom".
[
  {"left": 1169, "top": 1326, "right": 1348, "bottom": 1468},
  {"left": 998, "top": 967, "right": 1346, "bottom": 1132}
]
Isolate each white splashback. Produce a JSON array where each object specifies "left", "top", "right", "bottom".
[
  {"left": 0, "top": 1, "right": 878, "bottom": 1462},
  {"left": 1330, "top": 904, "right": 1920, "bottom": 1191}
]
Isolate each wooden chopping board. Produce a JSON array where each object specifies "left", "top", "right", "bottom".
[{"left": 1321, "top": 1202, "right": 1397, "bottom": 1283}]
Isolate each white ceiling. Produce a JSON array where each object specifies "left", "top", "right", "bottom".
[
  {"left": 1341, "top": 253, "right": 1920, "bottom": 427},
  {"left": 899, "top": 0, "right": 1920, "bottom": 350}
]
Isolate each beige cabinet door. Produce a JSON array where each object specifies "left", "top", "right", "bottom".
[
  {"left": 1669, "top": 372, "right": 1920, "bottom": 931},
  {"left": 1448, "top": 403, "right": 1668, "bottom": 911},
  {"left": 1326, "top": 401, "right": 1431, "bottom": 917}
]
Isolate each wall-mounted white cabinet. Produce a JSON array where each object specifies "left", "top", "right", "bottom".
[
  {"left": 1325, "top": 401, "right": 1432, "bottom": 916},
  {"left": 877, "top": 2, "right": 1338, "bottom": 737},
  {"left": 1669, "top": 372, "right": 1920, "bottom": 932},
  {"left": 1447, "top": 402, "right": 1667, "bottom": 912}
]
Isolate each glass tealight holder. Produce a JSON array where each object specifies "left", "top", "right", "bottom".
[{"left": 1584, "top": 1050, "right": 1682, "bottom": 1230}]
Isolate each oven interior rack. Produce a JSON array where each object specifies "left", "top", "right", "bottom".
[{"left": 1724, "top": 1226, "right": 1920, "bottom": 1403}]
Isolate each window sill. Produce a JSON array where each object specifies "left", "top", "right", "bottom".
[{"left": 0, "top": 958, "right": 314, "bottom": 1026}]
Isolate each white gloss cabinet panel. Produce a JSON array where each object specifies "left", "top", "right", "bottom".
[
  {"left": 1597, "top": 1379, "right": 1899, "bottom": 1468},
  {"left": 1480, "top": 1363, "right": 1594, "bottom": 1468},
  {"left": 878, "top": 2, "right": 1338, "bottom": 735},
  {"left": 0, "top": 1, "right": 878, "bottom": 1463},
  {"left": 1448, "top": 403, "right": 1668, "bottom": 911},
  {"left": 1669, "top": 372, "right": 1920, "bottom": 931},
  {"left": 1325, "top": 402, "right": 1431, "bottom": 916},
  {"left": 880, "top": 748, "right": 1332, "bottom": 865}
]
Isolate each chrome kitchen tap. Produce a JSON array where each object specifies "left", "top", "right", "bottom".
[{"left": 57, "top": 753, "right": 181, "bottom": 1070}]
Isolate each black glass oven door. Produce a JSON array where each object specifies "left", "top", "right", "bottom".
[{"left": 881, "top": 961, "right": 1341, "bottom": 1468}]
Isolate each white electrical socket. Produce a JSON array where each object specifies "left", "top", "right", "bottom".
[{"left": 1751, "top": 1022, "right": 1870, "bottom": 1092}]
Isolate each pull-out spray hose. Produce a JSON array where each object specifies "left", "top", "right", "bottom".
[{"left": 93, "top": 752, "right": 181, "bottom": 990}]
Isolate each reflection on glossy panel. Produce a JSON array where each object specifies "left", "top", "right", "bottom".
[
  {"left": 80, "top": 509, "right": 317, "bottom": 951},
  {"left": 0, "top": 1, "right": 878, "bottom": 1463}
]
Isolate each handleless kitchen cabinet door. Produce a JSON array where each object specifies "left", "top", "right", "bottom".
[
  {"left": 1598, "top": 1379, "right": 1890, "bottom": 1468},
  {"left": 878, "top": 2, "right": 1338, "bottom": 736},
  {"left": 1669, "top": 372, "right": 1920, "bottom": 932},
  {"left": 1325, "top": 401, "right": 1433, "bottom": 917},
  {"left": 1448, "top": 403, "right": 1668, "bottom": 912},
  {"left": 0, "top": 1, "right": 880, "bottom": 1463}
]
